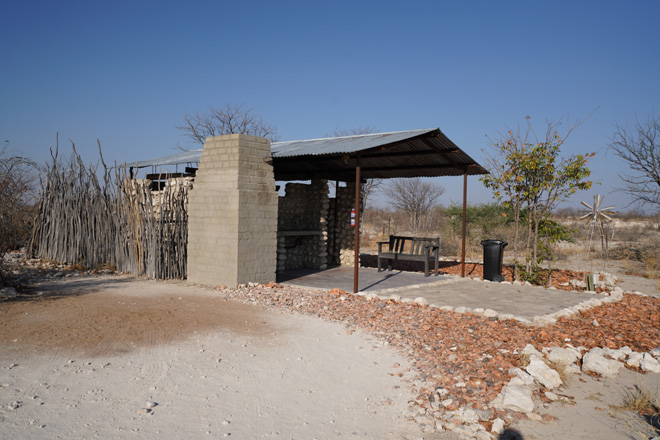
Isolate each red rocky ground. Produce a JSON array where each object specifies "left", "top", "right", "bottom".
[{"left": 221, "top": 283, "right": 660, "bottom": 414}]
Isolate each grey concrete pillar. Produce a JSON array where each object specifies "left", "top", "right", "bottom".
[{"left": 187, "top": 134, "right": 278, "bottom": 287}]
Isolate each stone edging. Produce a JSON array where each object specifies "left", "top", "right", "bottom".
[{"left": 354, "top": 273, "right": 639, "bottom": 327}]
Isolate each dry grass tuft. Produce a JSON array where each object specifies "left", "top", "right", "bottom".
[
  {"left": 608, "top": 237, "right": 660, "bottom": 279},
  {"left": 619, "top": 385, "right": 660, "bottom": 415},
  {"left": 547, "top": 360, "right": 571, "bottom": 387},
  {"left": 517, "top": 352, "right": 532, "bottom": 369},
  {"left": 610, "top": 384, "right": 660, "bottom": 439}
]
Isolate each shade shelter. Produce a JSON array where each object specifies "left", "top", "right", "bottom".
[
  {"left": 269, "top": 128, "right": 488, "bottom": 292},
  {"left": 129, "top": 128, "right": 488, "bottom": 291}
]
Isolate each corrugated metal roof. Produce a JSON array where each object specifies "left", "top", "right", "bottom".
[
  {"left": 129, "top": 149, "right": 203, "bottom": 168},
  {"left": 270, "top": 128, "right": 436, "bottom": 158},
  {"left": 130, "top": 129, "right": 436, "bottom": 168},
  {"left": 271, "top": 128, "right": 488, "bottom": 180},
  {"left": 128, "top": 128, "right": 489, "bottom": 180}
]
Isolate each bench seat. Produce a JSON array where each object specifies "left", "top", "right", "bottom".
[{"left": 377, "top": 235, "right": 440, "bottom": 277}]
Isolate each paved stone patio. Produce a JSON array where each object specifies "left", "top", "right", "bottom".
[{"left": 278, "top": 266, "right": 597, "bottom": 321}]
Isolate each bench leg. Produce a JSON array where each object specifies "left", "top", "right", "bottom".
[
  {"left": 424, "top": 259, "right": 429, "bottom": 277},
  {"left": 377, "top": 257, "right": 382, "bottom": 272},
  {"left": 435, "top": 255, "right": 439, "bottom": 276}
]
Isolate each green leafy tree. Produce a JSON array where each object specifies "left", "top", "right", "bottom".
[
  {"left": 481, "top": 116, "right": 594, "bottom": 280},
  {"left": 518, "top": 218, "right": 576, "bottom": 285},
  {"left": 445, "top": 202, "right": 515, "bottom": 239}
]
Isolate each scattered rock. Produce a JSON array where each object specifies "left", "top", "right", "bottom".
[
  {"left": 483, "top": 309, "right": 498, "bottom": 318},
  {"left": 640, "top": 353, "right": 660, "bottom": 373},
  {"left": 533, "top": 316, "right": 556, "bottom": 326},
  {"left": 508, "top": 368, "right": 535, "bottom": 387},
  {"left": 452, "top": 407, "right": 480, "bottom": 424},
  {"left": 491, "top": 418, "right": 505, "bottom": 434},
  {"left": 526, "top": 412, "right": 543, "bottom": 421},
  {"left": 603, "top": 347, "right": 627, "bottom": 360},
  {"left": 493, "top": 383, "right": 534, "bottom": 413},
  {"left": 525, "top": 357, "right": 562, "bottom": 389},
  {"left": 413, "top": 297, "right": 428, "bottom": 306},
  {"left": 522, "top": 344, "right": 542, "bottom": 358},
  {"left": 0, "top": 287, "right": 18, "bottom": 298},
  {"left": 546, "top": 347, "right": 581, "bottom": 366},
  {"left": 625, "top": 352, "right": 643, "bottom": 368},
  {"left": 582, "top": 348, "right": 621, "bottom": 377},
  {"left": 544, "top": 391, "right": 559, "bottom": 401}
]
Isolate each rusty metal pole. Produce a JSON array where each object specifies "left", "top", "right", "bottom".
[
  {"left": 354, "top": 155, "right": 361, "bottom": 293},
  {"left": 461, "top": 169, "right": 467, "bottom": 277}
]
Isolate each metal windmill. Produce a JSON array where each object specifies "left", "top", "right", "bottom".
[{"left": 580, "top": 194, "right": 616, "bottom": 256}]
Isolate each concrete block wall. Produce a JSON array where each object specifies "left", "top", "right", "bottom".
[{"left": 187, "top": 134, "right": 278, "bottom": 287}]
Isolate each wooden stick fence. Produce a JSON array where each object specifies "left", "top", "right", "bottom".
[{"left": 29, "top": 141, "right": 189, "bottom": 279}]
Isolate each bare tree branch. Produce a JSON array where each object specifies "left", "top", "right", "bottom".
[
  {"left": 330, "top": 126, "right": 383, "bottom": 208},
  {"left": 608, "top": 114, "right": 660, "bottom": 208},
  {"left": 383, "top": 177, "right": 445, "bottom": 234},
  {"left": 177, "top": 103, "right": 279, "bottom": 150},
  {"left": 0, "top": 141, "right": 38, "bottom": 255},
  {"left": 331, "top": 126, "right": 379, "bottom": 137}
]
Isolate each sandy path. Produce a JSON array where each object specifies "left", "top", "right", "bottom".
[
  {"left": 0, "top": 276, "right": 422, "bottom": 439},
  {"left": 510, "top": 367, "right": 660, "bottom": 440}
]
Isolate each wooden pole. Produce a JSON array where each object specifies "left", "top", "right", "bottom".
[
  {"left": 354, "top": 155, "right": 361, "bottom": 293},
  {"left": 461, "top": 169, "right": 467, "bottom": 277}
]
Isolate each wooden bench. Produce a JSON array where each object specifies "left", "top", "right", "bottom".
[{"left": 377, "top": 235, "right": 440, "bottom": 277}]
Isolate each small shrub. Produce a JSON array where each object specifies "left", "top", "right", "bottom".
[
  {"left": 516, "top": 262, "right": 550, "bottom": 286},
  {"left": 607, "top": 246, "right": 641, "bottom": 261}
]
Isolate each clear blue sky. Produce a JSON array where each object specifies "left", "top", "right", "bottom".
[{"left": 2, "top": 0, "right": 659, "bottom": 212}]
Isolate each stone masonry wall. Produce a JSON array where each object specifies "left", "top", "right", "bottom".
[
  {"left": 276, "top": 180, "right": 329, "bottom": 271},
  {"left": 331, "top": 181, "right": 360, "bottom": 267},
  {"left": 187, "top": 134, "right": 278, "bottom": 287}
]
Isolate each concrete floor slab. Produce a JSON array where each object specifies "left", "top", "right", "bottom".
[
  {"left": 278, "top": 266, "right": 450, "bottom": 292},
  {"left": 278, "top": 266, "right": 599, "bottom": 321}
]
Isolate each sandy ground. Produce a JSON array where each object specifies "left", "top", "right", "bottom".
[
  {"left": 0, "top": 277, "right": 423, "bottom": 439},
  {"left": 1, "top": 264, "right": 659, "bottom": 439},
  {"left": 511, "top": 368, "right": 660, "bottom": 440}
]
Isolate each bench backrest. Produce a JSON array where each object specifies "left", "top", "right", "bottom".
[{"left": 388, "top": 235, "right": 439, "bottom": 255}]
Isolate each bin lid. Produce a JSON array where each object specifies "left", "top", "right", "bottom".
[{"left": 481, "top": 239, "right": 508, "bottom": 246}]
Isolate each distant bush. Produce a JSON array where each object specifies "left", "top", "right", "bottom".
[
  {"left": 0, "top": 143, "right": 37, "bottom": 287},
  {"left": 0, "top": 144, "right": 37, "bottom": 253}
]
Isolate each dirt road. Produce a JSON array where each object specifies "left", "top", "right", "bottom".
[{"left": 0, "top": 276, "right": 421, "bottom": 439}]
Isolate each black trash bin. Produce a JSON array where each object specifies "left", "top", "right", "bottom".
[{"left": 481, "top": 239, "right": 508, "bottom": 282}]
